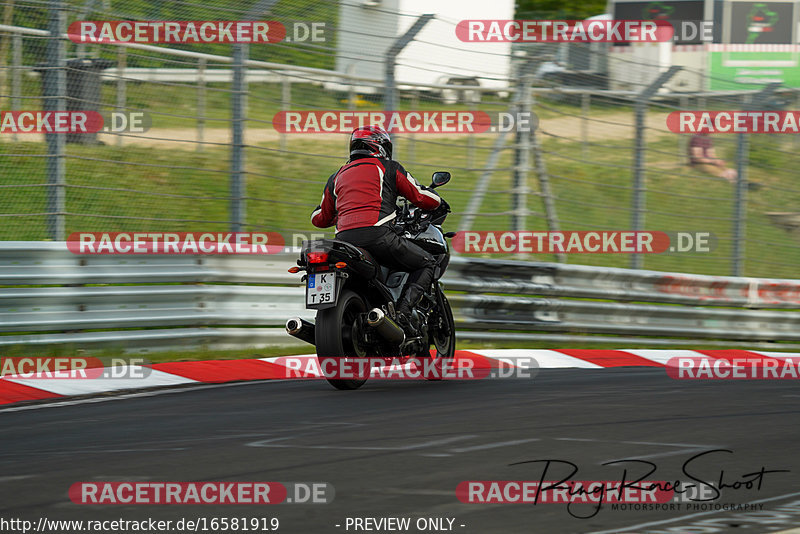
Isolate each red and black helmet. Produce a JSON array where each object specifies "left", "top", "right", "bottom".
[{"left": 349, "top": 125, "right": 392, "bottom": 160}]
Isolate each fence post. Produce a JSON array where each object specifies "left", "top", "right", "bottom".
[
  {"left": 678, "top": 95, "right": 688, "bottom": 162},
  {"left": 458, "top": 130, "right": 509, "bottom": 234},
  {"left": 11, "top": 32, "right": 21, "bottom": 143},
  {"left": 346, "top": 63, "right": 356, "bottom": 110},
  {"left": 731, "top": 82, "right": 780, "bottom": 276},
  {"left": 629, "top": 66, "right": 680, "bottom": 269},
  {"left": 511, "top": 74, "right": 533, "bottom": 232},
  {"left": 459, "top": 69, "right": 532, "bottom": 234},
  {"left": 230, "top": 43, "right": 248, "bottom": 232},
  {"left": 732, "top": 128, "right": 748, "bottom": 277},
  {"left": 531, "top": 93, "right": 563, "bottom": 263},
  {"left": 467, "top": 97, "right": 476, "bottom": 169},
  {"left": 407, "top": 90, "right": 419, "bottom": 164},
  {"left": 196, "top": 57, "right": 205, "bottom": 151},
  {"left": 581, "top": 91, "right": 590, "bottom": 160},
  {"left": 794, "top": 89, "right": 800, "bottom": 150},
  {"left": 115, "top": 46, "right": 126, "bottom": 147},
  {"left": 44, "top": 0, "right": 66, "bottom": 241},
  {"left": 280, "top": 74, "right": 290, "bottom": 152},
  {"left": 384, "top": 14, "right": 433, "bottom": 118}
]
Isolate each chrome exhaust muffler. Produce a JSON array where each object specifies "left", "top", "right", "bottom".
[
  {"left": 366, "top": 308, "right": 405, "bottom": 345},
  {"left": 285, "top": 317, "right": 315, "bottom": 345}
]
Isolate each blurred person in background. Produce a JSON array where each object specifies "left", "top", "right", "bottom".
[{"left": 688, "top": 132, "right": 737, "bottom": 184}]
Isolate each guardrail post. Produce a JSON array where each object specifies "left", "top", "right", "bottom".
[
  {"left": 44, "top": 0, "right": 66, "bottom": 241},
  {"left": 115, "top": 46, "right": 126, "bottom": 147},
  {"left": 196, "top": 57, "right": 205, "bottom": 152},
  {"left": 230, "top": 43, "right": 248, "bottom": 232},
  {"left": 630, "top": 66, "right": 680, "bottom": 269},
  {"left": 384, "top": 14, "right": 433, "bottom": 121}
]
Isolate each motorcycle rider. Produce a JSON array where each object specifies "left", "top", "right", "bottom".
[{"left": 310, "top": 125, "right": 445, "bottom": 334}]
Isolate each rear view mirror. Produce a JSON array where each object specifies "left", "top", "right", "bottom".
[{"left": 430, "top": 171, "right": 451, "bottom": 188}]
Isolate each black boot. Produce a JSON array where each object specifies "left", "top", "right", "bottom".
[{"left": 395, "top": 283, "right": 425, "bottom": 335}]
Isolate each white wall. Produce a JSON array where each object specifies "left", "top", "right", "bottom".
[{"left": 336, "top": 0, "right": 514, "bottom": 90}]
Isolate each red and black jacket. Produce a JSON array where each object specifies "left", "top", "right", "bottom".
[{"left": 311, "top": 157, "right": 441, "bottom": 232}]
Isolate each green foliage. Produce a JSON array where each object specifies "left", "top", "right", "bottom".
[
  {"left": 747, "top": 134, "right": 799, "bottom": 171},
  {"left": 10, "top": 0, "right": 338, "bottom": 69},
  {"left": 515, "top": 0, "right": 608, "bottom": 19}
]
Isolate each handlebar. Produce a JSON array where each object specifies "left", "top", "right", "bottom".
[{"left": 395, "top": 197, "right": 450, "bottom": 234}]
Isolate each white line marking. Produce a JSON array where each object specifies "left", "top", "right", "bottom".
[
  {"left": 586, "top": 491, "right": 800, "bottom": 534},
  {"left": 247, "top": 435, "right": 477, "bottom": 451},
  {"left": 602, "top": 440, "right": 724, "bottom": 462},
  {"left": 0, "top": 475, "right": 37, "bottom": 482},
  {"left": 551, "top": 437, "right": 723, "bottom": 463},
  {"left": 4, "top": 368, "right": 197, "bottom": 396},
  {"left": 0, "top": 380, "right": 286, "bottom": 414},
  {"left": 450, "top": 438, "right": 540, "bottom": 453},
  {"left": 468, "top": 349, "right": 602, "bottom": 369}
]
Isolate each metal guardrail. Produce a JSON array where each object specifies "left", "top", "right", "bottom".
[{"left": 2, "top": 242, "right": 800, "bottom": 352}]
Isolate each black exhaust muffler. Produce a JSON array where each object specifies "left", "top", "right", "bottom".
[
  {"left": 366, "top": 308, "right": 405, "bottom": 345},
  {"left": 286, "top": 317, "right": 315, "bottom": 345}
]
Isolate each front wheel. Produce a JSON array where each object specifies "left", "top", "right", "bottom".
[
  {"left": 315, "top": 289, "right": 369, "bottom": 390},
  {"left": 424, "top": 284, "right": 456, "bottom": 381}
]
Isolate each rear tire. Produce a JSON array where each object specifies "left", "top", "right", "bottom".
[{"left": 316, "top": 289, "right": 369, "bottom": 390}]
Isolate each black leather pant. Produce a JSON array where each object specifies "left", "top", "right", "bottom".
[{"left": 336, "top": 225, "right": 435, "bottom": 291}]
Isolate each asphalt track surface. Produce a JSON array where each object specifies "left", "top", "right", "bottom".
[{"left": 1, "top": 368, "right": 799, "bottom": 534}]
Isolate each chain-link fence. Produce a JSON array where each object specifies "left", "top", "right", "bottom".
[{"left": 1, "top": 0, "right": 799, "bottom": 278}]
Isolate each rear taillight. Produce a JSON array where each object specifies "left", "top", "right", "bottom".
[{"left": 307, "top": 252, "right": 329, "bottom": 264}]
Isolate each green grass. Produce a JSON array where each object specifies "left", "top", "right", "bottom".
[
  {"left": 2, "top": 337, "right": 798, "bottom": 364},
  {"left": 2, "top": 122, "right": 799, "bottom": 277}
]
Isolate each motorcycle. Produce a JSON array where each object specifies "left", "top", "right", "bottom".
[{"left": 285, "top": 171, "right": 457, "bottom": 390}]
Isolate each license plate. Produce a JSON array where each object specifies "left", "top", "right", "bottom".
[{"left": 306, "top": 272, "right": 336, "bottom": 306}]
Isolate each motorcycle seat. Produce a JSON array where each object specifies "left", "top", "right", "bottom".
[
  {"left": 355, "top": 247, "right": 386, "bottom": 283},
  {"left": 329, "top": 240, "right": 386, "bottom": 283}
]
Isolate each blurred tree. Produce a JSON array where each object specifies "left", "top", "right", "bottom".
[{"left": 516, "top": 0, "right": 608, "bottom": 19}]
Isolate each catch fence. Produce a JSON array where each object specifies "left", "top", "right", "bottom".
[{"left": 0, "top": 0, "right": 799, "bottom": 279}]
